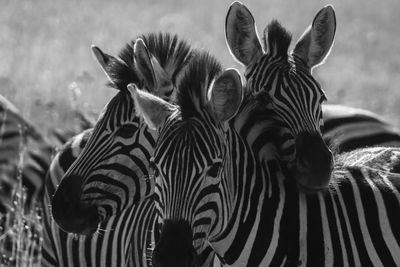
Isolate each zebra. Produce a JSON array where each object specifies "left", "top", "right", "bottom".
[
  {"left": 46, "top": 33, "right": 196, "bottom": 267},
  {"left": 130, "top": 51, "right": 242, "bottom": 267},
  {"left": 130, "top": 3, "right": 400, "bottom": 266},
  {"left": 322, "top": 104, "right": 400, "bottom": 152},
  {"left": 224, "top": 2, "right": 337, "bottom": 191}
]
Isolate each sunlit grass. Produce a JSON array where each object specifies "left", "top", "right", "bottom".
[
  {"left": 0, "top": 126, "right": 42, "bottom": 267},
  {"left": 0, "top": 187, "right": 43, "bottom": 267}
]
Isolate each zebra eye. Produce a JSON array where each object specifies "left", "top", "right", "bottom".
[
  {"left": 149, "top": 161, "right": 160, "bottom": 177},
  {"left": 116, "top": 124, "right": 138, "bottom": 138},
  {"left": 207, "top": 162, "right": 222, "bottom": 178}
]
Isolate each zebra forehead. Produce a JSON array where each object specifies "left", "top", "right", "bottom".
[
  {"left": 155, "top": 119, "right": 223, "bottom": 165},
  {"left": 262, "top": 20, "right": 292, "bottom": 58},
  {"left": 93, "top": 91, "right": 137, "bottom": 129}
]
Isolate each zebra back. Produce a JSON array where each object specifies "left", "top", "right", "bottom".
[{"left": 322, "top": 104, "right": 400, "bottom": 152}]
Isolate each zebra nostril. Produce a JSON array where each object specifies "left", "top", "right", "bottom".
[
  {"left": 294, "top": 132, "right": 333, "bottom": 191},
  {"left": 152, "top": 219, "right": 197, "bottom": 267},
  {"left": 165, "top": 89, "right": 173, "bottom": 97},
  {"left": 51, "top": 174, "right": 100, "bottom": 235}
]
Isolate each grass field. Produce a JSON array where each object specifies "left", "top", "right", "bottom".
[{"left": 1, "top": 0, "right": 400, "bottom": 132}]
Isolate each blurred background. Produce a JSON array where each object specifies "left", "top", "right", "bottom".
[{"left": 1, "top": 0, "right": 400, "bottom": 133}]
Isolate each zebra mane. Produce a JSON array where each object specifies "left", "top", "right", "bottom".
[
  {"left": 139, "top": 33, "right": 193, "bottom": 84},
  {"left": 262, "top": 20, "right": 292, "bottom": 58},
  {"left": 236, "top": 93, "right": 273, "bottom": 132},
  {"left": 107, "top": 32, "right": 193, "bottom": 91},
  {"left": 177, "top": 51, "right": 222, "bottom": 120}
]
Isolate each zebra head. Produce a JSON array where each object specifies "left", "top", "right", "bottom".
[
  {"left": 51, "top": 33, "right": 193, "bottom": 235},
  {"left": 225, "top": 2, "right": 336, "bottom": 192},
  {"left": 130, "top": 53, "right": 242, "bottom": 267}
]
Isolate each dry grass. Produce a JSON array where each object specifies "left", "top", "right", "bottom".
[
  {"left": 0, "top": 130, "right": 42, "bottom": 267},
  {"left": 0, "top": 185, "right": 43, "bottom": 267}
]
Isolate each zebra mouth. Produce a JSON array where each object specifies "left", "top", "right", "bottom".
[
  {"left": 296, "top": 180, "right": 326, "bottom": 194},
  {"left": 290, "top": 154, "right": 333, "bottom": 193},
  {"left": 291, "top": 167, "right": 331, "bottom": 194},
  {"left": 59, "top": 203, "right": 100, "bottom": 235},
  {"left": 152, "top": 219, "right": 199, "bottom": 267}
]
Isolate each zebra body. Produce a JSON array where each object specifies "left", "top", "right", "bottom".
[{"left": 322, "top": 104, "right": 400, "bottom": 152}]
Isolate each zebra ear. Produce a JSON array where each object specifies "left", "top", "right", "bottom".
[
  {"left": 225, "top": 1, "right": 263, "bottom": 66},
  {"left": 134, "top": 39, "right": 173, "bottom": 98},
  {"left": 127, "top": 83, "right": 175, "bottom": 130},
  {"left": 134, "top": 39, "right": 157, "bottom": 91},
  {"left": 91, "top": 45, "right": 119, "bottom": 86},
  {"left": 208, "top": 68, "right": 243, "bottom": 123},
  {"left": 292, "top": 5, "right": 336, "bottom": 70}
]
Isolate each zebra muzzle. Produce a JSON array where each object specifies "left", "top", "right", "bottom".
[
  {"left": 152, "top": 219, "right": 199, "bottom": 267},
  {"left": 51, "top": 174, "right": 100, "bottom": 235},
  {"left": 294, "top": 132, "right": 334, "bottom": 192}
]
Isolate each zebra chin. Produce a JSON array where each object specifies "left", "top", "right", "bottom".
[{"left": 294, "top": 171, "right": 332, "bottom": 193}]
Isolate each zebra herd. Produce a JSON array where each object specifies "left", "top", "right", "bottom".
[{"left": 1, "top": 2, "right": 400, "bottom": 266}]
